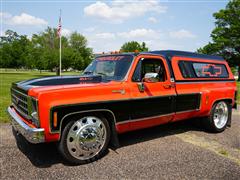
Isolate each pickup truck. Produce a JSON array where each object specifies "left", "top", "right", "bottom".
[{"left": 8, "top": 50, "right": 237, "bottom": 164}]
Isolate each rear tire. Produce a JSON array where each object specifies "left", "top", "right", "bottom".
[
  {"left": 58, "top": 115, "right": 110, "bottom": 164},
  {"left": 204, "top": 101, "right": 231, "bottom": 133}
]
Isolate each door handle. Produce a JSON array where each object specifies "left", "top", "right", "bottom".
[{"left": 163, "top": 84, "right": 173, "bottom": 89}]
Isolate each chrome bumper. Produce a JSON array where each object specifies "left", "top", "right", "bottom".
[{"left": 8, "top": 106, "right": 45, "bottom": 144}]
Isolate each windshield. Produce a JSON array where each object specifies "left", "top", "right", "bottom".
[{"left": 83, "top": 55, "right": 133, "bottom": 81}]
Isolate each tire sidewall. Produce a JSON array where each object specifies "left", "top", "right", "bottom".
[{"left": 58, "top": 116, "right": 111, "bottom": 165}]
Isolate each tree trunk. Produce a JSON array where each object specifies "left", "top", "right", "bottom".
[
  {"left": 238, "top": 65, "right": 240, "bottom": 81},
  {"left": 56, "top": 67, "right": 60, "bottom": 76}
]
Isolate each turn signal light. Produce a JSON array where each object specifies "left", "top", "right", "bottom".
[{"left": 53, "top": 112, "right": 58, "bottom": 127}]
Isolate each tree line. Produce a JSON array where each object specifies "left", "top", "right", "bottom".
[
  {"left": 0, "top": 28, "right": 93, "bottom": 72},
  {"left": 0, "top": 28, "right": 149, "bottom": 72}
]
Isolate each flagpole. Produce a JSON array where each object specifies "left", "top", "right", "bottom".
[{"left": 59, "top": 9, "right": 62, "bottom": 76}]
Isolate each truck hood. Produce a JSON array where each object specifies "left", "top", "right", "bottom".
[{"left": 13, "top": 75, "right": 103, "bottom": 92}]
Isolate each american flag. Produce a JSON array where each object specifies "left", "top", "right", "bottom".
[{"left": 57, "top": 15, "right": 61, "bottom": 38}]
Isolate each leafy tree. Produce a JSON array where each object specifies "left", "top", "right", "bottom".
[
  {"left": 198, "top": 0, "right": 240, "bottom": 80},
  {"left": 69, "top": 32, "right": 93, "bottom": 70},
  {"left": 120, "top": 41, "right": 149, "bottom": 52},
  {"left": 0, "top": 30, "right": 30, "bottom": 69},
  {"left": 0, "top": 28, "right": 94, "bottom": 72}
]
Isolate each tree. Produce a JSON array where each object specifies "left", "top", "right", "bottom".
[
  {"left": 69, "top": 32, "right": 93, "bottom": 70},
  {"left": 198, "top": 0, "right": 240, "bottom": 81},
  {"left": 31, "top": 27, "right": 69, "bottom": 73},
  {"left": 120, "top": 41, "right": 149, "bottom": 52},
  {"left": 0, "top": 30, "right": 31, "bottom": 69}
]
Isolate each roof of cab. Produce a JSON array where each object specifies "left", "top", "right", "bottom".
[{"left": 96, "top": 50, "right": 224, "bottom": 61}]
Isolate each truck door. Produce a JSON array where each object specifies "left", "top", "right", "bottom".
[{"left": 127, "top": 55, "right": 176, "bottom": 129}]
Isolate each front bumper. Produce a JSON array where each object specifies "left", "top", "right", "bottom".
[{"left": 7, "top": 106, "right": 45, "bottom": 144}]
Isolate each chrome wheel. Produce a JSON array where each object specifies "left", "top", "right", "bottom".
[
  {"left": 66, "top": 116, "right": 107, "bottom": 160},
  {"left": 213, "top": 102, "right": 228, "bottom": 129}
]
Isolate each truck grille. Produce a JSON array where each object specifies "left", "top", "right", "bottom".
[{"left": 11, "top": 88, "right": 30, "bottom": 120}]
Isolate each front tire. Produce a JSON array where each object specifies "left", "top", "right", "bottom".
[
  {"left": 204, "top": 101, "right": 231, "bottom": 133},
  {"left": 58, "top": 115, "right": 110, "bottom": 164}
]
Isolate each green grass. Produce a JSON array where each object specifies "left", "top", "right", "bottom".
[
  {"left": 0, "top": 70, "right": 240, "bottom": 123},
  {"left": 237, "top": 81, "right": 240, "bottom": 104},
  {"left": 0, "top": 69, "right": 80, "bottom": 123}
]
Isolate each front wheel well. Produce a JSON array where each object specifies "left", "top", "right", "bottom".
[{"left": 59, "top": 110, "right": 120, "bottom": 148}]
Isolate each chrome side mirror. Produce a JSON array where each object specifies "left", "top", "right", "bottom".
[
  {"left": 143, "top": 73, "right": 159, "bottom": 83},
  {"left": 137, "top": 73, "right": 159, "bottom": 92}
]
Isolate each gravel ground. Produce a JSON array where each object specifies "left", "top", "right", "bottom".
[{"left": 0, "top": 110, "right": 239, "bottom": 179}]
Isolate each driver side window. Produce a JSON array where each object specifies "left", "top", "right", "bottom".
[{"left": 132, "top": 58, "right": 166, "bottom": 82}]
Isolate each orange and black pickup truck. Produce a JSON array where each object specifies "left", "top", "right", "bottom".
[{"left": 8, "top": 50, "right": 237, "bottom": 164}]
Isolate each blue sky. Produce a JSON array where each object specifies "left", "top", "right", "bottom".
[{"left": 1, "top": 0, "right": 229, "bottom": 53}]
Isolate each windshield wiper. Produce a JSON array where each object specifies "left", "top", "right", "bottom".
[
  {"left": 83, "top": 71, "right": 93, "bottom": 75},
  {"left": 96, "top": 72, "right": 107, "bottom": 76}
]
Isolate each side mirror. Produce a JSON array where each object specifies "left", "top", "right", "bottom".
[
  {"left": 137, "top": 73, "right": 159, "bottom": 92},
  {"left": 143, "top": 73, "right": 159, "bottom": 83}
]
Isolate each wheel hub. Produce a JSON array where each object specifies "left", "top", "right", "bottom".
[
  {"left": 67, "top": 117, "right": 106, "bottom": 160},
  {"left": 213, "top": 102, "right": 228, "bottom": 129},
  {"left": 79, "top": 127, "right": 101, "bottom": 151}
]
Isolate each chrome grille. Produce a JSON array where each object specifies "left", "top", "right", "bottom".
[{"left": 11, "top": 88, "right": 30, "bottom": 119}]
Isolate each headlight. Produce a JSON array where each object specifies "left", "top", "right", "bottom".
[{"left": 28, "top": 97, "right": 40, "bottom": 127}]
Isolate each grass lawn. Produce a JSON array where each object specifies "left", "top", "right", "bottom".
[
  {"left": 0, "top": 70, "right": 240, "bottom": 123},
  {"left": 0, "top": 69, "right": 80, "bottom": 123},
  {"left": 237, "top": 81, "right": 240, "bottom": 104}
]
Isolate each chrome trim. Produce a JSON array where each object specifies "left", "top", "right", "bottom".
[
  {"left": 116, "top": 113, "right": 175, "bottom": 125},
  {"left": 12, "top": 93, "right": 27, "bottom": 104},
  {"left": 11, "top": 88, "right": 28, "bottom": 97},
  {"left": 112, "top": 89, "right": 126, "bottom": 95},
  {"left": 28, "top": 97, "right": 40, "bottom": 127},
  {"left": 8, "top": 106, "right": 45, "bottom": 144},
  {"left": 51, "top": 109, "right": 117, "bottom": 137},
  {"left": 175, "top": 109, "right": 198, "bottom": 114},
  {"left": 12, "top": 103, "right": 31, "bottom": 120},
  {"left": 11, "top": 88, "right": 30, "bottom": 119}
]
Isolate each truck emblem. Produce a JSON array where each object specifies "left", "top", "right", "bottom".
[{"left": 202, "top": 64, "right": 222, "bottom": 77}]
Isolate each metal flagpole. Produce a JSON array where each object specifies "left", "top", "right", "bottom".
[{"left": 59, "top": 9, "right": 62, "bottom": 76}]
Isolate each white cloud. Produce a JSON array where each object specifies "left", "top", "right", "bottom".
[
  {"left": 1, "top": 12, "right": 48, "bottom": 26},
  {"left": 85, "top": 28, "right": 198, "bottom": 52},
  {"left": 84, "top": 0, "right": 167, "bottom": 23},
  {"left": 61, "top": 28, "right": 72, "bottom": 37},
  {"left": 117, "top": 28, "right": 161, "bottom": 39},
  {"left": 0, "top": 12, "right": 12, "bottom": 19},
  {"left": 95, "top": 32, "right": 115, "bottom": 39},
  {"left": 169, "top": 29, "right": 196, "bottom": 39},
  {"left": 148, "top": 17, "right": 158, "bottom": 23},
  {"left": 84, "top": 27, "right": 96, "bottom": 32}
]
